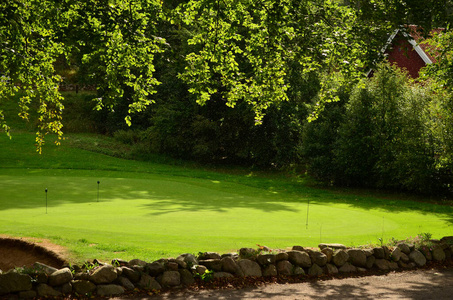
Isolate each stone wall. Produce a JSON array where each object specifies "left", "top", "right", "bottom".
[{"left": 1, "top": 236, "right": 452, "bottom": 298}]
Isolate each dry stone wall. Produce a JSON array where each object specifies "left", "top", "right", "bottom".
[{"left": 1, "top": 236, "right": 452, "bottom": 299}]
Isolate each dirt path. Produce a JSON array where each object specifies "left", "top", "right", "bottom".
[{"left": 119, "top": 267, "right": 453, "bottom": 300}]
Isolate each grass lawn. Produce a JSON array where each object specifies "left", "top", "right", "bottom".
[{"left": 0, "top": 132, "right": 452, "bottom": 264}]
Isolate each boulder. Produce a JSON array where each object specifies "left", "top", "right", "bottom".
[
  {"left": 120, "top": 267, "right": 141, "bottom": 283},
  {"left": 275, "top": 252, "right": 289, "bottom": 262},
  {"left": 137, "top": 273, "right": 161, "bottom": 291},
  {"left": 419, "top": 247, "right": 432, "bottom": 261},
  {"left": 432, "top": 246, "right": 446, "bottom": 261},
  {"left": 389, "top": 262, "right": 399, "bottom": 270},
  {"left": 18, "top": 290, "right": 37, "bottom": 299},
  {"left": 310, "top": 251, "right": 328, "bottom": 266},
  {"left": 213, "top": 272, "right": 234, "bottom": 279},
  {"left": 128, "top": 259, "right": 147, "bottom": 267},
  {"left": 33, "top": 262, "right": 58, "bottom": 275},
  {"left": 391, "top": 247, "right": 403, "bottom": 262},
  {"left": 347, "top": 249, "right": 367, "bottom": 267},
  {"left": 366, "top": 256, "right": 376, "bottom": 269},
  {"left": 161, "top": 271, "right": 180, "bottom": 287},
  {"left": 96, "top": 284, "right": 125, "bottom": 296},
  {"left": 198, "top": 252, "right": 221, "bottom": 260},
  {"left": 49, "top": 267, "right": 73, "bottom": 286},
  {"left": 89, "top": 265, "right": 117, "bottom": 284},
  {"left": 338, "top": 262, "right": 357, "bottom": 273},
  {"left": 374, "top": 259, "right": 390, "bottom": 271},
  {"left": 293, "top": 266, "right": 305, "bottom": 275},
  {"left": 325, "top": 264, "right": 339, "bottom": 275},
  {"left": 409, "top": 250, "right": 427, "bottom": 267},
  {"left": 292, "top": 246, "right": 305, "bottom": 251},
  {"left": 373, "top": 247, "right": 385, "bottom": 259},
  {"left": 36, "top": 283, "right": 61, "bottom": 297},
  {"left": 179, "top": 269, "right": 195, "bottom": 286},
  {"left": 221, "top": 257, "right": 244, "bottom": 276},
  {"left": 239, "top": 248, "right": 257, "bottom": 259},
  {"left": 166, "top": 262, "right": 179, "bottom": 271},
  {"left": 146, "top": 261, "right": 166, "bottom": 277},
  {"left": 332, "top": 250, "right": 349, "bottom": 267},
  {"left": 397, "top": 243, "right": 411, "bottom": 255},
  {"left": 72, "top": 279, "right": 96, "bottom": 295},
  {"left": 321, "top": 248, "right": 334, "bottom": 263},
  {"left": 0, "top": 271, "right": 33, "bottom": 295},
  {"left": 199, "top": 259, "right": 223, "bottom": 272},
  {"left": 257, "top": 254, "right": 276, "bottom": 266},
  {"left": 308, "top": 264, "right": 323, "bottom": 276},
  {"left": 276, "top": 260, "right": 293, "bottom": 276},
  {"left": 238, "top": 259, "right": 262, "bottom": 277},
  {"left": 287, "top": 250, "right": 312, "bottom": 268},
  {"left": 177, "top": 253, "right": 198, "bottom": 267},
  {"left": 262, "top": 265, "right": 278, "bottom": 277},
  {"left": 116, "top": 276, "right": 135, "bottom": 290},
  {"left": 319, "top": 243, "right": 346, "bottom": 250}
]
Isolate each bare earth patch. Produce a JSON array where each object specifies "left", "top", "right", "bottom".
[{"left": 0, "top": 235, "right": 68, "bottom": 271}]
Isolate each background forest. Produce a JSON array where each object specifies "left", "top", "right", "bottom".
[{"left": 1, "top": 0, "right": 453, "bottom": 196}]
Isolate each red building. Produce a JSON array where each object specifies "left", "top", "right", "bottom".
[{"left": 373, "top": 26, "right": 441, "bottom": 79}]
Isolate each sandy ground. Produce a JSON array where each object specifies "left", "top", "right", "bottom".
[{"left": 127, "top": 267, "right": 453, "bottom": 300}]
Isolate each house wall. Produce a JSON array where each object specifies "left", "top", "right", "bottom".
[{"left": 386, "top": 35, "right": 426, "bottom": 78}]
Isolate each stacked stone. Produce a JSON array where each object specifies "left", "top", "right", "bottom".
[{"left": 1, "top": 236, "right": 452, "bottom": 298}]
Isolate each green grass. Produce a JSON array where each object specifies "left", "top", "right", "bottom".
[{"left": 0, "top": 131, "right": 452, "bottom": 264}]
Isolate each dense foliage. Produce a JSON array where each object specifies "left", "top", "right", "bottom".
[{"left": 1, "top": 0, "right": 453, "bottom": 195}]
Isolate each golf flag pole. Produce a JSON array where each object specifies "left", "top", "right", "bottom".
[{"left": 45, "top": 188, "right": 48, "bottom": 214}]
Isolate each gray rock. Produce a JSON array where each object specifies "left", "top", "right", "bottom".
[
  {"left": 325, "top": 264, "right": 339, "bottom": 274},
  {"left": 199, "top": 259, "right": 222, "bottom": 272},
  {"left": 161, "top": 271, "right": 180, "bottom": 287},
  {"left": 373, "top": 247, "right": 385, "bottom": 259},
  {"left": 129, "top": 259, "right": 147, "bottom": 267},
  {"left": 97, "top": 284, "right": 125, "bottom": 296},
  {"left": 276, "top": 260, "right": 293, "bottom": 276},
  {"left": 117, "top": 276, "right": 135, "bottom": 290},
  {"left": 382, "top": 246, "right": 391, "bottom": 259},
  {"left": 18, "top": 290, "right": 37, "bottom": 299},
  {"left": 120, "top": 267, "right": 141, "bottom": 283},
  {"left": 89, "top": 265, "right": 117, "bottom": 284},
  {"left": 409, "top": 250, "right": 427, "bottom": 267},
  {"left": 238, "top": 259, "right": 262, "bottom": 277},
  {"left": 199, "top": 252, "right": 221, "bottom": 260},
  {"left": 310, "top": 251, "right": 328, "bottom": 266},
  {"left": 321, "top": 248, "right": 334, "bottom": 262},
  {"left": 275, "top": 252, "right": 289, "bottom": 262},
  {"left": 60, "top": 282, "right": 73, "bottom": 294},
  {"left": 179, "top": 269, "right": 195, "bottom": 286},
  {"left": 239, "top": 248, "right": 257, "bottom": 259},
  {"left": 36, "top": 283, "right": 61, "bottom": 297},
  {"left": 432, "top": 246, "right": 446, "bottom": 261},
  {"left": 389, "top": 262, "right": 399, "bottom": 270},
  {"left": 262, "top": 265, "right": 278, "bottom": 277},
  {"left": 177, "top": 253, "right": 198, "bottom": 267},
  {"left": 49, "top": 267, "right": 73, "bottom": 286},
  {"left": 292, "top": 246, "right": 305, "bottom": 251},
  {"left": 293, "top": 266, "right": 305, "bottom": 275},
  {"left": 338, "top": 262, "right": 356, "bottom": 273},
  {"left": 374, "top": 259, "right": 390, "bottom": 270},
  {"left": 308, "top": 264, "right": 323, "bottom": 276},
  {"left": 172, "top": 258, "right": 187, "bottom": 269},
  {"left": 347, "top": 249, "right": 367, "bottom": 267},
  {"left": 287, "top": 250, "right": 311, "bottom": 268},
  {"left": 400, "top": 252, "right": 410, "bottom": 263},
  {"left": 72, "top": 280, "right": 96, "bottom": 295},
  {"left": 137, "top": 273, "right": 161, "bottom": 290},
  {"left": 398, "top": 261, "right": 411, "bottom": 268},
  {"left": 366, "top": 255, "right": 376, "bottom": 269},
  {"left": 391, "top": 247, "right": 403, "bottom": 262},
  {"left": 363, "top": 249, "right": 374, "bottom": 257},
  {"left": 257, "top": 254, "right": 276, "bottom": 266},
  {"left": 319, "top": 243, "right": 346, "bottom": 250},
  {"left": 194, "top": 265, "right": 208, "bottom": 275},
  {"left": 213, "top": 272, "right": 234, "bottom": 279},
  {"left": 146, "top": 261, "right": 165, "bottom": 277},
  {"left": 440, "top": 236, "right": 453, "bottom": 244},
  {"left": 397, "top": 243, "right": 411, "bottom": 255},
  {"left": 221, "top": 257, "right": 244, "bottom": 276},
  {"left": 166, "top": 261, "right": 179, "bottom": 271},
  {"left": 221, "top": 253, "right": 239, "bottom": 260},
  {"left": 0, "top": 271, "right": 32, "bottom": 295},
  {"left": 419, "top": 247, "right": 432, "bottom": 260},
  {"left": 332, "top": 250, "right": 349, "bottom": 267},
  {"left": 33, "top": 262, "right": 58, "bottom": 275}
]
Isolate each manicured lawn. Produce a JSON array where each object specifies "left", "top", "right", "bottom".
[{"left": 0, "top": 132, "right": 452, "bottom": 263}]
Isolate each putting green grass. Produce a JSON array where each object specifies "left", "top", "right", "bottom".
[{"left": 0, "top": 133, "right": 452, "bottom": 263}]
